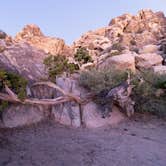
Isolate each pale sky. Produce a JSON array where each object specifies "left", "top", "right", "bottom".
[{"left": 0, "top": 0, "right": 166, "bottom": 44}]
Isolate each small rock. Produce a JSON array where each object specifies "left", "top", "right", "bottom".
[
  {"left": 140, "top": 44, "right": 159, "bottom": 54},
  {"left": 153, "top": 65, "right": 166, "bottom": 74}
]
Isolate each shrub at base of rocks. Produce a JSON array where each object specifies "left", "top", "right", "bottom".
[
  {"left": 131, "top": 70, "right": 166, "bottom": 117},
  {"left": 79, "top": 68, "right": 129, "bottom": 117},
  {"left": 80, "top": 68, "right": 166, "bottom": 118}
]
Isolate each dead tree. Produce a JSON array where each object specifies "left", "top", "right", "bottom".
[
  {"left": 106, "top": 73, "right": 135, "bottom": 117},
  {"left": 0, "top": 74, "right": 135, "bottom": 118},
  {"left": 0, "top": 82, "right": 83, "bottom": 106}
]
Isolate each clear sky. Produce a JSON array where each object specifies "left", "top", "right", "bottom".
[{"left": 1, "top": 0, "right": 166, "bottom": 44}]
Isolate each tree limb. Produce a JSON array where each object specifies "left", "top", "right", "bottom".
[
  {"left": 0, "top": 83, "right": 83, "bottom": 106},
  {"left": 32, "top": 81, "right": 83, "bottom": 103}
]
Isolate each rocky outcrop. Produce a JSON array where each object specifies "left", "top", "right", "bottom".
[
  {"left": 72, "top": 9, "right": 166, "bottom": 71},
  {"left": 73, "top": 9, "right": 166, "bottom": 57},
  {"left": 106, "top": 9, "right": 166, "bottom": 48},
  {"left": 72, "top": 27, "right": 112, "bottom": 59},
  {"left": 15, "top": 24, "right": 72, "bottom": 56}
]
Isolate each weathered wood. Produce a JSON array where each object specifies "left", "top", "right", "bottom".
[
  {"left": 0, "top": 77, "right": 135, "bottom": 117},
  {"left": 106, "top": 73, "right": 135, "bottom": 117},
  {"left": 32, "top": 81, "right": 83, "bottom": 103},
  {"left": 0, "top": 83, "right": 83, "bottom": 106}
]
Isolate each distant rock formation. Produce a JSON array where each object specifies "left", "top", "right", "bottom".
[
  {"left": 15, "top": 24, "right": 72, "bottom": 56},
  {"left": 72, "top": 9, "right": 166, "bottom": 71},
  {"left": 106, "top": 9, "right": 166, "bottom": 48},
  {"left": 72, "top": 27, "right": 112, "bottom": 59}
]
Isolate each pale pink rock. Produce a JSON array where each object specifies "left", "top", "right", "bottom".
[{"left": 135, "top": 53, "right": 163, "bottom": 69}]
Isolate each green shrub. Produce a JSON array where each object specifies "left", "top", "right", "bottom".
[
  {"left": 80, "top": 68, "right": 128, "bottom": 94},
  {"left": 44, "top": 54, "right": 79, "bottom": 80},
  {"left": 79, "top": 68, "right": 128, "bottom": 116},
  {"left": 0, "top": 70, "right": 27, "bottom": 100},
  {"left": 74, "top": 47, "right": 93, "bottom": 64},
  {"left": 0, "top": 70, "right": 27, "bottom": 112},
  {"left": 111, "top": 43, "right": 125, "bottom": 52},
  {"left": 80, "top": 68, "right": 166, "bottom": 118},
  {"left": 131, "top": 70, "right": 166, "bottom": 117}
]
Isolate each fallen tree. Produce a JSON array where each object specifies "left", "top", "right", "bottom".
[
  {"left": 0, "top": 82, "right": 83, "bottom": 106},
  {"left": 0, "top": 76, "right": 135, "bottom": 118}
]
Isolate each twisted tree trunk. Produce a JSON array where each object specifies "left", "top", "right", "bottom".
[
  {"left": 0, "top": 82, "right": 83, "bottom": 106},
  {"left": 106, "top": 73, "right": 135, "bottom": 117}
]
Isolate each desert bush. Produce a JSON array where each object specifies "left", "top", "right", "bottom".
[
  {"left": 131, "top": 70, "right": 166, "bottom": 117},
  {"left": 0, "top": 70, "right": 27, "bottom": 113},
  {"left": 80, "top": 68, "right": 166, "bottom": 117},
  {"left": 111, "top": 43, "right": 125, "bottom": 52},
  {"left": 79, "top": 68, "right": 128, "bottom": 116},
  {"left": 74, "top": 47, "right": 93, "bottom": 65},
  {"left": 80, "top": 68, "right": 128, "bottom": 94},
  {"left": 0, "top": 70, "right": 27, "bottom": 100},
  {"left": 44, "top": 54, "right": 79, "bottom": 80}
]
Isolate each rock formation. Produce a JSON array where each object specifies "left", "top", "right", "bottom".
[
  {"left": 0, "top": 34, "right": 48, "bottom": 81},
  {"left": 106, "top": 9, "right": 166, "bottom": 48},
  {"left": 72, "top": 10, "right": 166, "bottom": 74},
  {"left": 15, "top": 24, "right": 72, "bottom": 56},
  {"left": 0, "top": 9, "right": 166, "bottom": 129},
  {"left": 72, "top": 27, "right": 112, "bottom": 59}
]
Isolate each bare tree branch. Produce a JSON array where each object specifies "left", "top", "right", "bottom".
[
  {"left": 0, "top": 83, "right": 83, "bottom": 106},
  {"left": 32, "top": 81, "right": 83, "bottom": 103}
]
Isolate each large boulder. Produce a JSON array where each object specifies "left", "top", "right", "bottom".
[
  {"left": 99, "top": 53, "right": 136, "bottom": 72},
  {"left": 51, "top": 76, "right": 86, "bottom": 127},
  {"left": 139, "top": 44, "right": 159, "bottom": 54},
  {"left": 2, "top": 104, "right": 47, "bottom": 128},
  {"left": 51, "top": 76, "right": 125, "bottom": 128},
  {"left": 135, "top": 53, "right": 163, "bottom": 69},
  {"left": 82, "top": 102, "right": 125, "bottom": 128},
  {"left": 15, "top": 24, "right": 72, "bottom": 56},
  {"left": 0, "top": 40, "right": 48, "bottom": 81}
]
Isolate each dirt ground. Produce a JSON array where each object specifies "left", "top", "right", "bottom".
[{"left": 0, "top": 115, "right": 166, "bottom": 166}]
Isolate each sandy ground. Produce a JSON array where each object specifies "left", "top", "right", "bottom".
[{"left": 0, "top": 115, "right": 166, "bottom": 166}]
